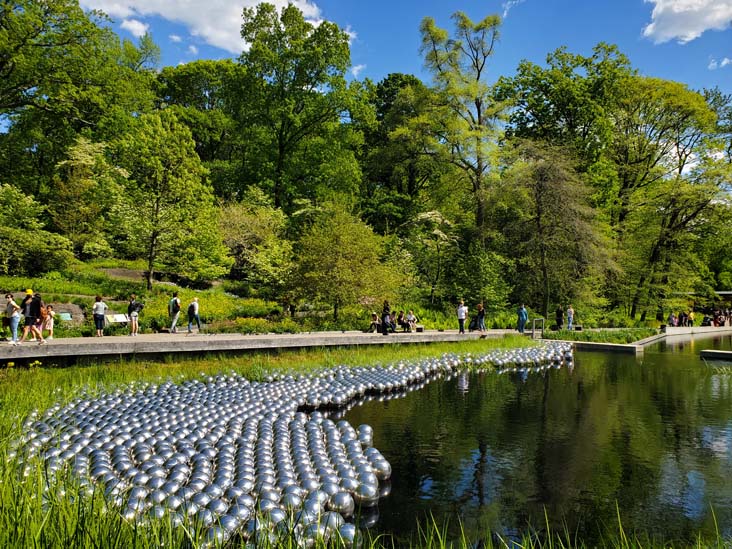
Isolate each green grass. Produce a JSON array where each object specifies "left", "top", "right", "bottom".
[{"left": 541, "top": 328, "right": 658, "bottom": 344}]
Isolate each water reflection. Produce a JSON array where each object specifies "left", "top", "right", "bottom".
[{"left": 344, "top": 336, "right": 732, "bottom": 544}]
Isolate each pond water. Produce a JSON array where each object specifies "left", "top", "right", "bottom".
[{"left": 344, "top": 334, "right": 732, "bottom": 545}]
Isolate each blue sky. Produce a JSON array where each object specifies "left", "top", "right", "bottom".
[{"left": 82, "top": 0, "right": 732, "bottom": 93}]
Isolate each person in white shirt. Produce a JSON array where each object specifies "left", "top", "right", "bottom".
[
  {"left": 457, "top": 300, "right": 468, "bottom": 334},
  {"left": 92, "top": 295, "right": 108, "bottom": 337}
]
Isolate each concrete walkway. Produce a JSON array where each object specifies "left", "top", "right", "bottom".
[{"left": 0, "top": 329, "right": 520, "bottom": 364}]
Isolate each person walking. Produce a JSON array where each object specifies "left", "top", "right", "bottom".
[
  {"left": 5, "top": 293, "right": 20, "bottom": 345},
  {"left": 127, "top": 294, "right": 143, "bottom": 336},
  {"left": 566, "top": 304, "right": 575, "bottom": 331},
  {"left": 381, "top": 300, "right": 391, "bottom": 336},
  {"left": 92, "top": 295, "right": 108, "bottom": 337},
  {"left": 20, "top": 291, "right": 46, "bottom": 344},
  {"left": 187, "top": 297, "right": 201, "bottom": 333},
  {"left": 476, "top": 303, "right": 486, "bottom": 333},
  {"left": 555, "top": 304, "right": 564, "bottom": 331},
  {"left": 457, "top": 300, "right": 468, "bottom": 334},
  {"left": 517, "top": 304, "right": 528, "bottom": 334},
  {"left": 168, "top": 292, "right": 181, "bottom": 333}
]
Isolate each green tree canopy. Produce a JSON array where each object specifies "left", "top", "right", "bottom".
[
  {"left": 113, "top": 110, "right": 232, "bottom": 289},
  {"left": 293, "top": 205, "right": 401, "bottom": 320}
]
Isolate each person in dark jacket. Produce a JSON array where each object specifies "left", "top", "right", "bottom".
[
  {"left": 19, "top": 291, "right": 46, "bottom": 344},
  {"left": 555, "top": 305, "right": 564, "bottom": 331},
  {"left": 381, "top": 301, "right": 391, "bottom": 336}
]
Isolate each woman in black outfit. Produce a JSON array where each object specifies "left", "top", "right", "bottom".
[{"left": 381, "top": 300, "right": 391, "bottom": 336}]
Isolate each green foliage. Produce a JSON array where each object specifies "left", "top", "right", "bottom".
[
  {"left": 0, "top": 227, "right": 74, "bottom": 276},
  {"left": 418, "top": 11, "right": 504, "bottom": 231},
  {"left": 50, "top": 137, "right": 127, "bottom": 257},
  {"left": 221, "top": 189, "right": 294, "bottom": 299},
  {"left": 294, "top": 205, "right": 403, "bottom": 320},
  {"left": 113, "top": 110, "right": 232, "bottom": 288},
  {"left": 237, "top": 2, "right": 360, "bottom": 211},
  {"left": 0, "top": 184, "right": 45, "bottom": 230}
]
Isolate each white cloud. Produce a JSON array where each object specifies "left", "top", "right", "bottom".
[
  {"left": 79, "top": 0, "right": 327, "bottom": 54},
  {"left": 351, "top": 64, "right": 366, "bottom": 77},
  {"left": 169, "top": 34, "right": 182, "bottom": 43},
  {"left": 188, "top": 45, "right": 199, "bottom": 55},
  {"left": 120, "top": 18, "right": 149, "bottom": 38},
  {"left": 709, "top": 56, "right": 732, "bottom": 69},
  {"left": 502, "top": 0, "right": 526, "bottom": 19},
  {"left": 643, "top": 0, "right": 732, "bottom": 44},
  {"left": 343, "top": 25, "right": 357, "bottom": 44}
]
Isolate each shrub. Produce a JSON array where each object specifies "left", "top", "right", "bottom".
[{"left": 233, "top": 317, "right": 272, "bottom": 334}]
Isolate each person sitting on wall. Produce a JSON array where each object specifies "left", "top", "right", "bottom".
[
  {"left": 397, "top": 310, "right": 410, "bottom": 332},
  {"left": 368, "top": 312, "right": 381, "bottom": 333},
  {"left": 406, "top": 310, "right": 418, "bottom": 332}
]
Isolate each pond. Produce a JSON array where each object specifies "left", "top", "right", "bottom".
[{"left": 344, "top": 334, "right": 732, "bottom": 545}]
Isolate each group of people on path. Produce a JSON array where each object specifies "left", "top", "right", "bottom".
[
  {"left": 167, "top": 292, "right": 200, "bottom": 334},
  {"left": 3, "top": 290, "right": 203, "bottom": 342},
  {"left": 4, "top": 290, "right": 54, "bottom": 345},
  {"left": 554, "top": 304, "right": 576, "bottom": 331},
  {"left": 371, "top": 302, "right": 419, "bottom": 334},
  {"left": 456, "top": 301, "right": 487, "bottom": 334}
]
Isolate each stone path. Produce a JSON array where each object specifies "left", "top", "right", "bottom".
[{"left": 0, "top": 329, "right": 522, "bottom": 363}]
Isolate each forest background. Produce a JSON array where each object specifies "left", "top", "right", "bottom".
[{"left": 1, "top": 0, "right": 732, "bottom": 330}]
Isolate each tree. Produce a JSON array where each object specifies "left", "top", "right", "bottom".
[
  {"left": 293, "top": 205, "right": 401, "bottom": 321},
  {"left": 221, "top": 188, "right": 294, "bottom": 300},
  {"left": 156, "top": 59, "right": 240, "bottom": 194},
  {"left": 236, "top": 3, "right": 357, "bottom": 211},
  {"left": 495, "top": 141, "right": 611, "bottom": 317},
  {"left": 403, "top": 211, "right": 459, "bottom": 305},
  {"left": 113, "top": 110, "right": 232, "bottom": 289},
  {"left": 50, "top": 137, "right": 127, "bottom": 257},
  {"left": 361, "top": 73, "right": 444, "bottom": 234},
  {"left": 418, "top": 11, "right": 505, "bottom": 234},
  {"left": 495, "top": 43, "right": 633, "bottom": 169},
  {"left": 0, "top": 184, "right": 73, "bottom": 275},
  {"left": 0, "top": 6, "right": 157, "bottom": 197}
]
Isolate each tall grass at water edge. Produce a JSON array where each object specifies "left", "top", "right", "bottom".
[{"left": 541, "top": 329, "right": 658, "bottom": 344}]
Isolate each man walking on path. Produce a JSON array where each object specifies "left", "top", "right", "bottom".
[
  {"left": 457, "top": 300, "right": 468, "bottom": 334},
  {"left": 187, "top": 298, "right": 201, "bottom": 333},
  {"left": 517, "top": 304, "right": 528, "bottom": 334},
  {"left": 168, "top": 292, "right": 181, "bottom": 333}
]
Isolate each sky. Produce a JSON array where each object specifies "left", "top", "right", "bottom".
[{"left": 79, "top": 0, "right": 732, "bottom": 94}]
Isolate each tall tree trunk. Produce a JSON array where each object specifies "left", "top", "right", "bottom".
[{"left": 146, "top": 232, "right": 158, "bottom": 291}]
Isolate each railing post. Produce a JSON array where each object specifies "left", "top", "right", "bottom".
[{"left": 531, "top": 318, "right": 545, "bottom": 339}]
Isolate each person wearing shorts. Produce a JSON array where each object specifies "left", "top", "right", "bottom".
[
  {"left": 127, "top": 294, "right": 143, "bottom": 336},
  {"left": 19, "top": 290, "right": 45, "bottom": 344}
]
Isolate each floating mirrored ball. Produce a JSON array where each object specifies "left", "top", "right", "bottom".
[{"left": 15, "top": 342, "right": 573, "bottom": 546}]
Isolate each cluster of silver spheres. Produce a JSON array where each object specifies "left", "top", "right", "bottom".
[{"left": 14, "top": 342, "right": 573, "bottom": 547}]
